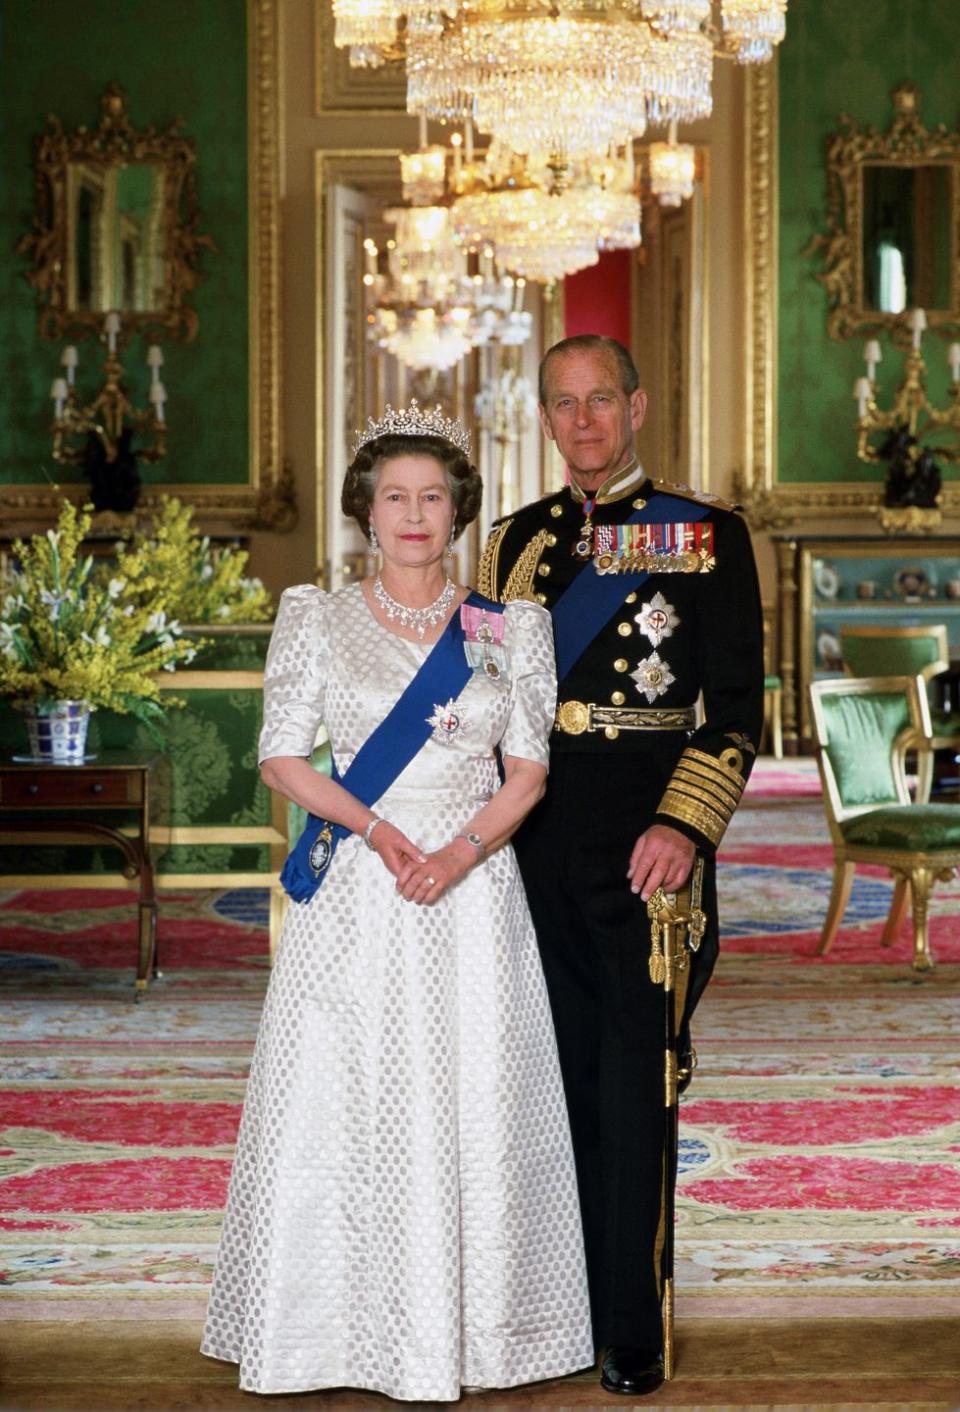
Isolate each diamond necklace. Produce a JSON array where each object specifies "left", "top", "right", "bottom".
[{"left": 373, "top": 574, "right": 456, "bottom": 639}]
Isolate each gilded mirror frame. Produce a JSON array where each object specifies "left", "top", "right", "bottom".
[
  {"left": 734, "top": 66, "right": 960, "bottom": 531},
  {"left": 18, "top": 82, "right": 212, "bottom": 343},
  {"left": 3, "top": 0, "right": 291, "bottom": 532},
  {"left": 810, "top": 83, "right": 960, "bottom": 345}
]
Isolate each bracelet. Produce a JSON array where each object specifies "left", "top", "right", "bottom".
[
  {"left": 456, "top": 831, "right": 486, "bottom": 862},
  {"left": 362, "top": 816, "right": 384, "bottom": 849}
]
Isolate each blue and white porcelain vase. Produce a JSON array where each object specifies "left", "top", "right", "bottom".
[{"left": 23, "top": 700, "right": 91, "bottom": 765}]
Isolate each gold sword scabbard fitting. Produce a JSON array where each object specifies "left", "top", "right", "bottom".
[
  {"left": 665, "top": 1047, "right": 678, "bottom": 1107},
  {"left": 647, "top": 887, "right": 667, "bottom": 984},
  {"left": 663, "top": 1278, "right": 675, "bottom": 1380}
]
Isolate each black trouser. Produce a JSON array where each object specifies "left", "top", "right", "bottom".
[{"left": 514, "top": 747, "right": 704, "bottom": 1351}]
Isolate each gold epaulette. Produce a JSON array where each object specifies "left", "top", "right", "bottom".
[
  {"left": 502, "top": 528, "right": 551, "bottom": 602},
  {"left": 652, "top": 480, "right": 740, "bottom": 514},
  {"left": 477, "top": 518, "right": 512, "bottom": 600}
]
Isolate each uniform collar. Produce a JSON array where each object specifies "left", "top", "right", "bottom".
[{"left": 568, "top": 456, "right": 646, "bottom": 505}]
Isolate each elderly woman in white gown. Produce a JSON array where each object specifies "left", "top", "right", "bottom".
[{"left": 201, "top": 403, "right": 593, "bottom": 1401}]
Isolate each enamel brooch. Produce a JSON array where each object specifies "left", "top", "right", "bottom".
[{"left": 427, "top": 699, "right": 469, "bottom": 745}]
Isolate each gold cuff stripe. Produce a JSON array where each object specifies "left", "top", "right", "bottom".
[
  {"left": 670, "top": 769, "right": 739, "bottom": 821},
  {"left": 682, "top": 747, "right": 747, "bottom": 790},
  {"left": 671, "top": 759, "right": 742, "bottom": 810},
  {"left": 657, "top": 788, "right": 727, "bottom": 846},
  {"left": 660, "top": 780, "right": 729, "bottom": 827},
  {"left": 672, "top": 754, "right": 742, "bottom": 800}
]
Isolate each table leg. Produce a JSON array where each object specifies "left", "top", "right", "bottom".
[{"left": 135, "top": 853, "right": 158, "bottom": 999}]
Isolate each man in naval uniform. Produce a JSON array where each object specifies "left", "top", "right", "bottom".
[{"left": 478, "top": 335, "right": 765, "bottom": 1396}]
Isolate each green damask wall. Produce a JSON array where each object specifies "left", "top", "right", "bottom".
[
  {"left": 778, "top": 0, "right": 960, "bottom": 485},
  {"left": 0, "top": 0, "right": 247, "bottom": 488}
]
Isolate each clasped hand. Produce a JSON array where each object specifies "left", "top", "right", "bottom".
[{"left": 368, "top": 821, "right": 471, "bottom": 905}]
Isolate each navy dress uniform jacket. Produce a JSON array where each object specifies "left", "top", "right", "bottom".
[{"left": 477, "top": 468, "right": 765, "bottom": 1349}]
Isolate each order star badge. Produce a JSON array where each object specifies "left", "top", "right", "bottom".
[
  {"left": 635, "top": 592, "right": 680, "bottom": 647},
  {"left": 630, "top": 651, "right": 675, "bottom": 703},
  {"left": 427, "top": 699, "right": 468, "bottom": 745}
]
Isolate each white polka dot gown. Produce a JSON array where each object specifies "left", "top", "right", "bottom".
[{"left": 201, "top": 585, "right": 594, "bottom": 1400}]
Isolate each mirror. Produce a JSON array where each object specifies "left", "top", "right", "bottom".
[
  {"left": 811, "top": 83, "right": 960, "bottom": 343},
  {"left": 862, "top": 162, "right": 952, "bottom": 314},
  {"left": 19, "top": 84, "right": 213, "bottom": 342},
  {"left": 68, "top": 160, "right": 168, "bottom": 314}
]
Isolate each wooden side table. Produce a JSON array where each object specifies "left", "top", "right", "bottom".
[{"left": 0, "top": 752, "right": 166, "bottom": 997}]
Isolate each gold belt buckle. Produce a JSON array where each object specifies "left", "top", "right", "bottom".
[{"left": 556, "top": 700, "right": 592, "bottom": 735}]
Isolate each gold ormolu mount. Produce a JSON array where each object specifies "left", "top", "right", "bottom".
[{"left": 646, "top": 860, "right": 706, "bottom": 1382}]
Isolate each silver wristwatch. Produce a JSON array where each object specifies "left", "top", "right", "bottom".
[{"left": 457, "top": 831, "right": 486, "bottom": 862}]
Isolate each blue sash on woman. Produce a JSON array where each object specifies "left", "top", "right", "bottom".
[{"left": 281, "top": 590, "right": 501, "bottom": 903}]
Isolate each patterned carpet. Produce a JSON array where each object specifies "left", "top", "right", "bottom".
[{"left": 1, "top": 767, "right": 958, "bottom": 1341}]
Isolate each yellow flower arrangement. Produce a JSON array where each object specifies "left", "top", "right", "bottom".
[
  {"left": 117, "top": 498, "right": 273, "bottom": 624},
  {"left": 0, "top": 500, "right": 197, "bottom": 735}
]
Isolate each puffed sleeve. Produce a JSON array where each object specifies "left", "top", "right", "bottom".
[
  {"left": 257, "top": 585, "right": 329, "bottom": 764},
  {"left": 498, "top": 600, "right": 558, "bottom": 769}
]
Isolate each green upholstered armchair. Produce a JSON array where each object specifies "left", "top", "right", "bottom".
[
  {"left": 840, "top": 624, "right": 960, "bottom": 802},
  {"left": 809, "top": 673, "right": 960, "bottom": 972}
]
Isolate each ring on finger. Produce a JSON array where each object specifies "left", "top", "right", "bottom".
[{"left": 426, "top": 875, "right": 437, "bottom": 886}]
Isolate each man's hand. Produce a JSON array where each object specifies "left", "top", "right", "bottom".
[{"left": 627, "top": 824, "right": 696, "bottom": 902}]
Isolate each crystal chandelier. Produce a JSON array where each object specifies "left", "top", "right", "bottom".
[
  {"left": 451, "top": 144, "right": 640, "bottom": 282},
  {"left": 407, "top": 11, "right": 651, "bottom": 163},
  {"left": 364, "top": 207, "right": 475, "bottom": 371},
  {"left": 336, "top": 0, "right": 789, "bottom": 161},
  {"left": 720, "top": 0, "right": 787, "bottom": 62},
  {"left": 363, "top": 146, "right": 533, "bottom": 370},
  {"left": 647, "top": 123, "right": 697, "bottom": 206}
]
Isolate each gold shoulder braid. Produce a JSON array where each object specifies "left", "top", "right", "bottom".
[
  {"left": 502, "top": 528, "right": 551, "bottom": 603},
  {"left": 651, "top": 478, "right": 739, "bottom": 512},
  {"left": 476, "top": 518, "right": 512, "bottom": 600}
]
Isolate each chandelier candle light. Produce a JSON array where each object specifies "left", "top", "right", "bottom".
[{"left": 648, "top": 120, "right": 697, "bottom": 206}]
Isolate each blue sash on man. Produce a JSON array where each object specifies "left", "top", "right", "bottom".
[
  {"left": 281, "top": 590, "right": 502, "bottom": 904},
  {"left": 551, "top": 492, "right": 710, "bottom": 683}
]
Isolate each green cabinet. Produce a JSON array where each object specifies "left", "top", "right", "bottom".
[{"left": 773, "top": 537, "right": 960, "bottom": 748}]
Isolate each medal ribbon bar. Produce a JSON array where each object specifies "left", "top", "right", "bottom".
[{"left": 592, "top": 521, "right": 715, "bottom": 575}]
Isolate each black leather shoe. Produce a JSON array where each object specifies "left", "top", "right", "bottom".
[
  {"left": 677, "top": 1043, "right": 698, "bottom": 1095},
  {"left": 600, "top": 1345, "right": 664, "bottom": 1395}
]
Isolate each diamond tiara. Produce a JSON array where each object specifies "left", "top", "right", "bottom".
[{"left": 351, "top": 400, "right": 472, "bottom": 460}]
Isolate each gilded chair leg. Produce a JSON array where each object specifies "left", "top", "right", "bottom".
[
  {"left": 908, "top": 867, "right": 936, "bottom": 972},
  {"left": 269, "top": 886, "right": 288, "bottom": 962},
  {"left": 818, "top": 858, "right": 856, "bottom": 955},
  {"left": 914, "top": 748, "right": 934, "bottom": 806},
  {"left": 771, "top": 689, "right": 783, "bottom": 760},
  {"left": 881, "top": 875, "right": 909, "bottom": 947}
]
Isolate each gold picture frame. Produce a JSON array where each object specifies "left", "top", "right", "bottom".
[
  {"left": 734, "top": 65, "right": 960, "bottom": 529},
  {"left": 809, "top": 83, "right": 960, "bottom": 346}
]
